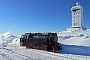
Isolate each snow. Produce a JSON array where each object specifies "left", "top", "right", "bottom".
[
  {"left": 0, "top": 31, "right": 20, "bottom": 45},
  {"left": 0, "top": 30, "right": 90, "bottom": 60},
  {"left": 57, "top": 30, "right": 90, "bottom": 46}
]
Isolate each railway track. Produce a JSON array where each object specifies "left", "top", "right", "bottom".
[
  {"left": 26, "top": 48, "right": 77, "bottom": 60},
  {"left": 0, "top": 46, "right": 33, "bottom": 60},
  {"left": 0, "top": 49, "right": 13, "bottom": 60},
  {"left": 6, "top": 45, "right": 78, "bottom": 60},
  {"left": 2, "top": 46, "right": 82, "bottom": 60}
]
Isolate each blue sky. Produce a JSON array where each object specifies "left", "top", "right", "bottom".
[{"left": 0, "top": 0, "right": 90, "bottom": 35}]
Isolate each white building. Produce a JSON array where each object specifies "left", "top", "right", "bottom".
[{"left": 67, "top": 2, "right": 86, "bottom": 31}]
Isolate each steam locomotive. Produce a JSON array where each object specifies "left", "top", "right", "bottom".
[{"left": 20, "top": 33, "right": 62, "bottom": 52}]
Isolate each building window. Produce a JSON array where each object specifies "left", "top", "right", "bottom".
[
  {"left": 74, "top": 23, "right": 75, "bottom": 25},
  {"left": 74, "top": 13, "right": 75, "bottom": 15},
  {"left": 74, "top": 20, "right": 75, "bottom": 21},
  {"left": 74, "top": 17, "right": 75, "bottom": 18}
]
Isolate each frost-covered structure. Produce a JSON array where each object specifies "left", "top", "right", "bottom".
[{"left": 67, "top": 2, "right": 86, "bottom": 31}]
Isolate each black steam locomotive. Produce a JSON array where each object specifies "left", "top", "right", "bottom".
[{"left": 20, "top": 33, "right": 62, "bottom": 52}]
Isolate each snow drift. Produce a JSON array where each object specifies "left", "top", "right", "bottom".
[{"left": 0, "top": 31, "right": 20, "bottom": 45}]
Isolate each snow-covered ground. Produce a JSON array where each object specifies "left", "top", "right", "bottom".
[
  {"left": 58, "top": 30, "right": 90, "bottom": 46},
  {"left": 0, "top": 30, "right": 90, "bottom": 60}
]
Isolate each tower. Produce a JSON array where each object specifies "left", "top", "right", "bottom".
[
  {"left": 71, "top": 2, "right": 83, "bottom": 29},
  {"left": 67, "top": 2, "right": 86, "bottom": 31}
]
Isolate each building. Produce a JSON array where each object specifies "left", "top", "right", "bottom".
[{"left": 67, "top": 2, "right": 86, "bottom": 31}]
